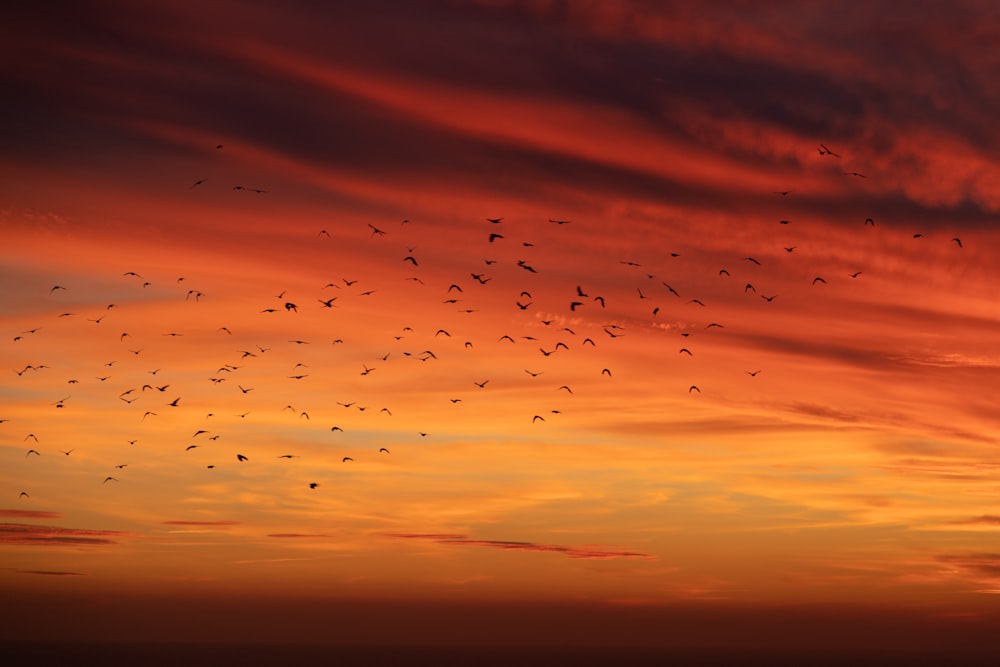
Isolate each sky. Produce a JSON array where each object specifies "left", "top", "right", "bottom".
[{"left": 2, "top": 0, "right": 1000, "bottom": 656}]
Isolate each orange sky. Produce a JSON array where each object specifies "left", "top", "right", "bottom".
[{"left": 2, "top": 0, "right": 1000, "bottom": 654}]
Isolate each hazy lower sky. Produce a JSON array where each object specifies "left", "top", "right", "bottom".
[{"left": 2, "top": 0, "right": 1000, "bottom": 653}]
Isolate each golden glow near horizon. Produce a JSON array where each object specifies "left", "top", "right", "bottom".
[{"left": 2, "top": 0, "right": 1000, "bottom": 645}]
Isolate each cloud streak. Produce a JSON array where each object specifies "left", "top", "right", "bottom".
[
  {"left": 0, "top": 523, "right": 129, "bottom": 546},
  {"left": 387, "top": 533, "right": 651, "bottom": 560}
]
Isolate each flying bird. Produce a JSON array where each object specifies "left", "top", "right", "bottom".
[{"left": 818, "top": 143, "right": 840, "bottom": 157}]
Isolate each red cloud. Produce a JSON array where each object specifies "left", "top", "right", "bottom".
[
  {"left": 387, "top": 533, "right": 651, "bottom": 560},
  {"left": 0, "top": 522, "right": 128, "bottom": 546},
  {"left": 267, "top": 533, "right": 330, "bottom": 538}
]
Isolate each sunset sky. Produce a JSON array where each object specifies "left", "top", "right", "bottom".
[{"left": 2, "top": 0, "right": 1000, "bottom": 655}]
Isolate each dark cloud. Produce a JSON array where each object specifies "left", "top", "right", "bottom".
[{"left": 19, "top": 570, "right": 85, "bottom": 576}]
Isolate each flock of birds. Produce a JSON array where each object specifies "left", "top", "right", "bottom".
[{"left": 4, "top": 142, "right": 966, "bottom": 500}]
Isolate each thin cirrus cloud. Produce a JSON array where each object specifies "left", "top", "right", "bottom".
[
  {"left": 387, "top": 533, "right": 652, "bottom": 560},
  {"left": 0, "top": 509, "right": 62, "bottom": 519},
  {"left": 0, "top": 523, "right": 129, "bottom": 546}
]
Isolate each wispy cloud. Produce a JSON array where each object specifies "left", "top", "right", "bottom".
[
  {"left": 19, "top": 569, "right": 85, "bottom": 576},
  {"left": 937, "top": 553, "right": 1000, "bottom": 579},
  {"left": 0, "top": 522, "right": 129, "bottom": 546},
  {"left": 162, "top": 520, "right": 241, "bottom": 526},
  {"left": 387, "top": 533, "right": 651, "bottom": 560},
  {"left": 0, "top": 509, "right": 62, "bottom": 519},
  {"left": 949, "top": 516, "right": 1000, "bottom": 526},
  {"left": 267, "top": 533, "right": 330, "bottom": 538}
]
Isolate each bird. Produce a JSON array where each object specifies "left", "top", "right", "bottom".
[
  {"left": 237, "top": 454, "right": 248, "bottom": 461},
  {"left": 818, "top": 143, "right": 840, "bottom": 157},
  {"left": 379, "top": 448, "right": 390, "bottom": 454},
  {"left": 103, "top": 476, "right": 118, "bottom": 484},
  {"left": 848, "top": 272, "right": 862, "bottom": 278},
  {"left": 812, "top": 277, "right": 827, "bottom": 285},
  {"left": 342, "top": 457, "right": 353, "bottom": 462},
  {"left": 486, "top": 217, "right": 503, "bottom": 224},
  {"left": 952, "top": 237, "right": 963, "bottom": 248},
  {"left": 689, "top": 385, "right": 701, "bottom": 393},
  {"left": 745, "top": 370, "right": 762, "bottom": 377},
  {"left": 309, "top": 482, "right": 319, "bottom": 489}
]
